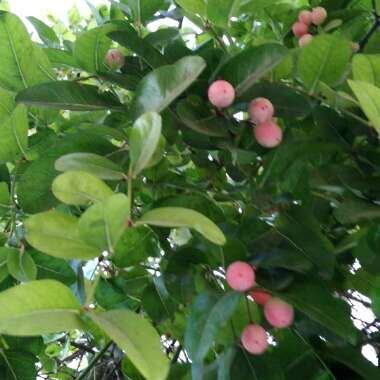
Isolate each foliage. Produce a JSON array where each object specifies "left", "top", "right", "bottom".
[{"left": 0, "top": 0, "right": 379, "bottom": 379}]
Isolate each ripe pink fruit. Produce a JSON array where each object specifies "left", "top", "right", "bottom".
[
  {"left": 208, "top": 80, "right": 235, "bottom": 108},
  {"left": 226, "top": 261, "right": 255, "bottom": 292},
  {"left": 241, "top": 324, "right": 268, "bottom": 355},
  {"left": 254, "top": 120, "right": 283, "bottom": 148},
  {"left": 249, "top": 97, "right": 274, "bottom": 125},
  {"left": 105, "top": 49, "right": 125, "bottom": 70},
  {"left": 298, "top": 10, "right": 312, "bottom": 25},
  {"left": 299, "top": 33, "right": 313, "bottom": 47},
  {"left": 311, "top": 7, "right": 327, "bottom": 25},
  {"left": 264, "top": 298, "right": 294, "bottom": 328},
  {"left": 251, "top": 289, "right": 272, "bottom": 305},
  {"left": 292, "top": 22, "right": 308, "bottom": 37}
]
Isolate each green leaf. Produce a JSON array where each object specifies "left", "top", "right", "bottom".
[
  {"left": 109, "top": 22, "right": 167, "bottom": 69},
  {"left": 78, "top": 193, "right": 130, "bottom": 251},
  {"left": 175, "top": 0, "right": 206, "bottom": 15},
  {"left": 52, "top": 170, "right": 113, "bottom": 205},
  {"left": 130, "top": 56, "right": 206, "bottom": 119},
  {"left": 0, "top": 351, "right": 37, "bottom": 380},
  {"left": 129, "top": 0, "right": 165, "bottom": 22},
  {"left": 130, "top": 112, "right": 162, "bottom": 176},
  {"left": 0, "top": 182, "right": 10, "bottom": 217},
  {"left": 334, "top": 198, "right": 380, "bottom": 224},
  {"left": 207, "top": 0, "right": 239, "bottom": 28},
  {"left": 219, "top": 44, "right": 287, "bottom": 96},
  {"left": 0, "top": 12, "right": 54, "bottom": 92},
  {"left": 73, "top": 24, "right": 114, "bottom": 73},
  {"left": 352, "top": 54, "right": 380, "bottom": 87},
  {"left": 45, "top": 47, "right": 79, "bottom": 68},
  {"left": 0, "top": 280, "right": 83, "bottom": 336},
  {"left": 0, "top": 248, "right": 9, "bottom": 283},
  {"left": 55, "top": 152, "right": 125, "bottom": 180},
  {"left": 281, "top": 279, "right": 357, "bottom": 344},
  {"left": 16, "top": 82, "right": 124, "bottom": 111},
  {"left": 27, "top": 16, "right": 59, "bottom": 46},
  {"left": 112, "top": 226, "right": 160, "bottom": 267},
  {"left": 7, "top": 249, "right": 37, "bottom": 282},
  {"left": 348, "top": 80, "right": 380, "bottom": 136},
  {"left": 371, "top": 277, "right": 380, "bottom": 319},
  {"left": 25, "top": 211, "right": 100, "bottom": 260},
  {"left": 29, "top": 250, "right": 76, "bottom": 286},
  {"left": 136, "top": 207, "right": 226, "bottom": 245},
  {"left": 298, "top": 35, "right": 351, "bottom": 93},
  {"left": 90, "top": 310, "right": 169, "bottom": 380},
  {"left": 185, "top": 291, "right": 240, "bottom": 362}
]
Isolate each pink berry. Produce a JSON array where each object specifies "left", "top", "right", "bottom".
[
  {"left": 254, "top": 120, "right": 283, "bottom": 148},
  {"left": 299, "top": 33, "right": 313, "bottom": 47},
  {"left": 105, "top": 49, "right": 125, "bottom": 70},
  {"left": 352, "top": 42, "right": 360, "bottom": 53},
  {"left": 241, "top": 324, "right": 268, "bottom": 355},
  {"left": 251, "top": 289, "right": 272, "bottom": 305},
  {"left": 208, "top": 80, "right": 235, "bottom": 109},
  {"left": 226, "top": 261, "right": 255, "bottom": 292},
  {"left": 311, "top": 7, "right": 327, "bottom": 25},
  {"left": 292, "top": 22, "right": 308, "bottom": 37},
  {"left": 264, "top": 298, "right": 294, "bottom": 328},
  {"left": 249, "top": 97, "right": 274, "bottom": 125},
  {"left": 298, "top": 10, "right": 312, "bottom": 25}
]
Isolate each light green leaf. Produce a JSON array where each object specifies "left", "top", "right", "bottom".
[
  {"left": 128, "top": 0, "right": 165, "bottom": 22},
  {"left": 348, "top": 80, "right": 380, "bottom": 136},
  {"left": 130, "top": 112, "right": 162, "bottom": 176},
  {"left": 207, "top": 0, "right": 240, "bottom": 28},
  {"left": 7, "top": 249, "right": 37, "bottom": 282},
  {"left": 27, "top": 16, "right": 59, "bottom": 46},
  {"left": 55, "top": 152, "right": 125, "bottom": 180},
  {"left": 352, "top": 54, "right": 380, "bottom": 87},
  {"left": 52, "top": 170, "right": 113, "bottom": 205},
  {"left": 16, "top": 82, "right": 124, "bottom": 111},
  {"left": 25, "top": 211, "right": 100, "bottom": 260},
  {"left": 185, "top": 291, "right": 240, "bottom": 362},
  {"left": 136, "top": 207, "right": 226, "bottom": 245},
  {"left": 0, "top": 248, "right": 9, "bottom": 283},
  {"left": 298, "top": 34, "right": 351, "bottom": 93},
  {"left": 90, "top": 310, "right": 169, "bottom": 380},
  {"left": 0, "top": 12, "right": 54, "bottom": 92},
  {"left": 0, "top": 280, "right": 83, "bottom": 336},
  {"left": 130, "top": 56, "right": 206, "bottom": 119},
  {"left": 78, "top": 193, "right": 130, "bottom": 251},
  {"left": 175, "top": 0, "right": 206, "bottom": 15}
]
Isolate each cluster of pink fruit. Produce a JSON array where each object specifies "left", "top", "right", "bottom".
[
  {"left": 208, "top": 80, "right": 282, "bottom": 148},
  {"left": 292, "top": 6, "right": 327, "bottom": 47},
  {"left": 226, "top": 261, "right": 294, "bottom": 355}
]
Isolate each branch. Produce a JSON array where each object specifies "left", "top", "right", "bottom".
[{"left": 360, "top": 1, "right": 380, "bottom": 51}]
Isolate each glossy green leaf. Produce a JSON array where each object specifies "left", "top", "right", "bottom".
[
  {"left": 73, "top": 24, "right": 114, "bottom": 73},
  {"left": 0, "top": 248, "right": 9, "bottom": 283},
  {"left": 207, "top": 0, "right": 239, "bottom": 27},
  {"left": 136, "top": 207, "right": 226, "bottom": 245},
  {"left": 45, "top": 47, "right": 79, "bottom": 68},
  {"left": 16, "top": 82, "right": 124, "bottom": 111},
  {"left": 7, "top": 249, "right": 37, "bottom": 282},
  {"left": 52, "top": 170, "right": 113, "bottom": 205},
  {"left": 27, "top": 16, "right": 59, "bottom": 46},
  {"left": 90, "top": 309, "right": 169, "bottom": 380},
  {"left": 298, "top": 35, "right": 351, "bottom": 93},
  {"left": 0, "top": 280, "right": 83, "bottom": 336},
  {"left": 130, "top": 56, "right": 206, "bottom": 119},
  {"left": 129, "top": 0, "right": 165, "bottom": 22},
  {"left": 0, "top": 351, "right": 38, "bottom": 380},
  {"left": 281, "top": 279, "right": 357, "bottom": 344},
  {"left": 185, "top": 291, "right": 240, "bottom": 362},
  {"left": 175, "top": 0, "right": 206, "bottom": 15},
  {"left": 130, "top": 112, "right": 162, "bottom": 176},
  {"left": 0, "top": 12, "right": 54, "bottom": 92},
  {"left": 348, "top": 80, "right": 380, "bottom": 137},
  {"left": 78, "top": 193, "right": 130, "bottom": 251},
  {"left": 55, "top": 152, "right": 125, "bottom": 180},
  {"left": 352, "top": 54, "right": 380, "bottom": 87},
  {"left": 219, "top": 44, "right": 287, "bottom": 96},
  {"left": 25, "top": 211, "right": 100, "bottom": 260}
]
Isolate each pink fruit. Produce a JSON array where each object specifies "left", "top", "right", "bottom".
[
  {"left": 351, "top": 42, "right": 360, "bottom": 53},
  {"left": 241, "top": 324, "right": 268, "bottom": 355},
  {"left": 226, "top": 261, "right": 255, "bottom": 292},
  {"left": 251, "top": 289, "right": 272, "bottom": 305},
  {"left": 299, "top": 33, "right": 313, "bottom": 47},
  {"left": 311, "top": 7, "right": 327, "bottom": 25},
  {"left": 208, "top": 80, "right": 235, "bottom": 108},
  {"left": 254, "top": 120, "right": 283, "bottom": 148},
  {"left": 292, "top": 22, "right": 308, "bottom": 37},
  {"left": 298, "top": 10, "right": 312, "bottom": 25},
  {"left": 264, "top": 298, "right": 294, "bottom": 328},
  {"left": 105, "top": 49, "right": 125, "bottom": 70},
  {"left": 249, "top": 97, "right": 274, "bottom": 125}
]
